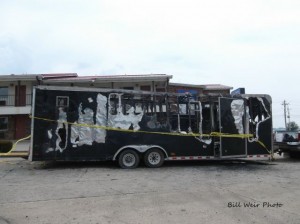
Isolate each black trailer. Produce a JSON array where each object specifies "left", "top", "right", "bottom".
[{"left": 29, "top": 86, "right": 273, "bottom": 168}]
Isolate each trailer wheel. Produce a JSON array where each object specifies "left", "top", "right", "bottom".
[
  {"left": 144, "top": 148, "right": 164, "bottom": 168},
  {"left": 118, "top": 149, "right": 140, "bottom": 169}
]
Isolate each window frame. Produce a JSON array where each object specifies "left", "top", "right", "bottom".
[
  {"left": 0, "top": 117, "right": 8, "bottom": 131},
  {"left": 56, "top": 96, "right": 69, "bottom": 107}
]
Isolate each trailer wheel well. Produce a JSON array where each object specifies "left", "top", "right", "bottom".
[
  {"left": 114, "top": 147, "right": 141, "bottom": 161},
  {"left": 116, "top": 147, "right": 141, "bottom": 159},
  {"left": 113, "top": 145, "right": 168, "bottom": 161}
]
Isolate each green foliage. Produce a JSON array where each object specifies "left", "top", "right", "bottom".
[{"left": 287, "top": 121, "right": 299, "bottom": 131}]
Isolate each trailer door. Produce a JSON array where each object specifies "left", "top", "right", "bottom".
[{"left": 219, "top": 97, "right": 247, "bottom": 158}]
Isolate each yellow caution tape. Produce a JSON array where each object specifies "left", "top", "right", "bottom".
[
  {"left": 0, "top": 135, "right": 31, "bottom": 156},
  {"left": 30, "top": 115, "right": 255, "bottom": 138},
  {"left": 258, "top": 140, "right": 274, "bottom": 160},
  {"left": 28, "top": 115, "right": 273, "bottom": 158}
]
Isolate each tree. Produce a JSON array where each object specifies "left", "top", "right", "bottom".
[{"left": 287, "top": 121, "right": 299, "bottom": 131}]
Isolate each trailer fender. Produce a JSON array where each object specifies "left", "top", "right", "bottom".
[{"left": 112, "top": 145, "right": 168, "bottom": 161}]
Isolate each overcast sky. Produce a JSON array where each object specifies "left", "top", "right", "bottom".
[{"left": 0, "top": 0, "right": 300, "bottom": 128}]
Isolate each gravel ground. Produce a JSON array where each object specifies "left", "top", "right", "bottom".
[{"left": 0, "top": 155, "right": 299, "bottom": 224}]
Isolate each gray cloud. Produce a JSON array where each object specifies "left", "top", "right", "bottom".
[{"left": 0, "top": 0, "right": 300, "bottom": 127}]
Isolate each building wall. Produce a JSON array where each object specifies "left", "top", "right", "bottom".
[
  {"left": 0, "top": 80, "right": 35, "bottom": 141},
  {"left": 0, "top": 80, "right": 35, "bottom": 107},
  {"left": 44, "top": 81, "right": 166, "bottom": 92},
  {"left": 168, "top": 85, "right": 202, "bottom": 94},
  {"left": 202, "top": 89, "right": 230, "bottom": 95},
  {"left": 169, "top": 85, "right": 202, "bottom": 101},
  {"left": 1, "top": 76, "right": 229, "bottom": 142},
  {"left": 14, "top": 115, "right": 31, "bottom": 139},
  {"left": 0, "top": 78, "right": 169, "bottom": 141},
  {"left": 0, "top": 115, "right": 15, "bottom": 140}
]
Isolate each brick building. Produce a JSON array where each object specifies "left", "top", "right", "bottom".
[
  {"left": 169, "top": 83, "right": 232, "bottom": 99},
  {"left": 0, "top": 73, "right": 232, "bottom": 145}
]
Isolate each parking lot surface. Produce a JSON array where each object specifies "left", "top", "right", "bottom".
[{"left": 0, "top": 156, "right": 299, "bottom": 224}]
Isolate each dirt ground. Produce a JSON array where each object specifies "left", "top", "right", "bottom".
[{"left": 0, "top": 155, "right": 299, "bottom": 224}]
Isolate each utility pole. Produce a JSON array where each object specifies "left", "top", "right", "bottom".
[
  {"left": 282, "top": 100, "right": 289, "bottom": 130},
  {"left": 287, "top": 104, "right": 291, "bottom": 130}
]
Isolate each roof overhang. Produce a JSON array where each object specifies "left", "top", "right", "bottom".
[
  {"left": 0, "top": 73, "right": 78, "bottom": 82},
  {"left": 170, "top": 82, "right": 233, "bottom": 90},
  {"left": 0, "top": 74, "right": 38, "bottom": 82},
  {"left": 43, "top": 74, "right": 173, "bottom": 84}
]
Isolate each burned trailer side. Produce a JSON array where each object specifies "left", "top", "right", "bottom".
[
  {"left": 30, "top": 86, "right": 218, "bottom": 165},
  {"left": 244, "top": 95, "right": 273, "bottom": 158},
  {"left": 30, "top": 86, "right": 111, "bottom": 161},
  {"left": 216, "top": 94, "right": 272, "bottom": 159},
  {"left": 29, "top": 86, "right": 273, "bottom": 168}
]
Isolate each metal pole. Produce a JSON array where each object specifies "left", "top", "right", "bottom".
[
  {"left": 282, "top": 100, "right": 288, "bottom": 130},
  {"left": 287, "top": 104, "right": 291, "bottom": 130}
]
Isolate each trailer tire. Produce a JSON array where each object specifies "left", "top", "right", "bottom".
[
  {"left": 144, "top": 148, "right": 164, "bottom": 168},
  {"left": 118, "top": 149, "right": 140, "bottom": 169}
]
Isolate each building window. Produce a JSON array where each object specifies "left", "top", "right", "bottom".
[
  {"left": 56, "top": 96, "right": 69, "bottom": 107},
  {"left": 123, "top": 87, "right": 134, "bottom": 90},
  {"left": 0, "top": 87, "right": 8, "bottom": 106},
  {"left": 140, "top": 86, "right": 151, "bottom": 91},
  {"left": 0, "top": 87, "right": 8, "bottom": 95},
  {"left": 0, "top": 117, "right": 8, "bottom": 131},
  {"left": 156, "top": 88, "right": 165, "bottom": 92}
]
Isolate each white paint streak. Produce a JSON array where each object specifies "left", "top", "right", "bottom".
[
  {"left": 231, "top": 99, "right": 244, "bottom": 134},
  {"left": 108, "top": 106, "right": 143, "bottom": 130},
  {"left": 46, "top": 148, "right": 54, "bottom": 153},
  {"left": 248, "top": 97, "right": 271, "bottom": 143},
  {"left": 108, "top": 93, "right": 143, "bottom": 131},
  {"left": 70, "top": 94, "right": 108, "bottom": 147},
  {"left": 47, "top": 130, "right": 52, "bottom": 139},
  {"left": 55, "top": 107, "right": 68, "bottom": 152},
  {"left": 94, "top": 94, "right": 107, "bottom": 143},
  {"left": 71, "top": 104, "right": 95, "bottom": 146},
  {"left": 195, "top": 101, "right": 212, "bottom": 145}
]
